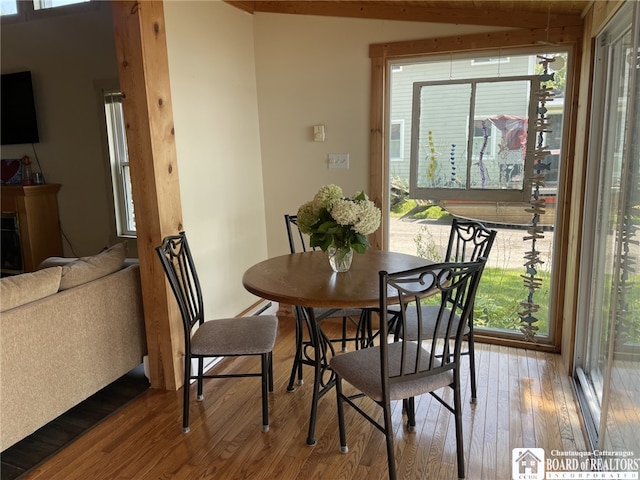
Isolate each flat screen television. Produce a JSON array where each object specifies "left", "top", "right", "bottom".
[{"left": 1, "top": 71, "right": 40, "bottom": 145}]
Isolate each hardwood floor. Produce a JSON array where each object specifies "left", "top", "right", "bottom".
[{"left": 18, "top": 316, "right": 588, "bottom": 480}]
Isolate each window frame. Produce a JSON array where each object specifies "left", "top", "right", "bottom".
[
  {"left": 369, "top": 32, "right": 582, "bottom": 352},
  {"left": 409, "top": 75, "right": 539, "bottom": 203},
  {"left": 103, "top": 91, "right": 136, "bottom": 238}
]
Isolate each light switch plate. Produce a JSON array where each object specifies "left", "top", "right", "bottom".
[{"left": 328, "top": 153, "right": 349, "bottom": 169}]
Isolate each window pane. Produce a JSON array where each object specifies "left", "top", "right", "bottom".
[
  {"left": 575, "top": 4, "right": 639, "bottom": 452},
  {"left": 390, "top": 49, "right": 571, "bottom": 346},
  {"left": 414, "top": 82, "right": 470, "bottom": 189},
  {"left": 0, "top": 0, "right": 18, "bottom": 15},
  {"left": 389, "top": 121, "right": 403, "bottom": 160},
  {"left": 121, "top": 165, "right": 136, "bottom": 232},
  {"left": 104, "top": 91, "right": 135, "bottom": 237},
  {"left": 472, "top": 119, "right": 494, "bottom": 159},
  {"left": 471, "top": 57, "right": 510, "bottom": 65},
  {"left": 472, "top": 80, "right": 530, "bottom": 191},
  {"left": 33, "top": 0, "right": 89, "bottom": 10}
]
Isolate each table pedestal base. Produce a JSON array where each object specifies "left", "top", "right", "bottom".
[{"left": 286, "top": 306, "right": 373, "bottom": 445}]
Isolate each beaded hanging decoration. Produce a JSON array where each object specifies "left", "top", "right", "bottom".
[{"left": 518, "top": 55, "right": 556, "bottom": 341}]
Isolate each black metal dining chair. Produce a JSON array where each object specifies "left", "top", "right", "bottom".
[
  {"left": 156, "top": 231, "right": 278, "bottom": 433},
  {"left": 330, "top": 260, "right": 485, "bottom": 480},
  {"left": 389, "top": 218, "right": 496, "bottom": 401},
  {"left": 284, "top": 214, "right": 365, "bottom": 389}
]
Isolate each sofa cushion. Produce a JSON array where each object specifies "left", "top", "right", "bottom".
[
  {"left": 38, "top": 257, "right": 80, "bottom": 269},
  {"left": 59, "top": 243, "right": 126, "bottom": 291},
  {"left": 0, "top": 267, "right": 62, "bottom": 312}
]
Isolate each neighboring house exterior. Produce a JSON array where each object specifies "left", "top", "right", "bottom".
[{"left": 388, "top": 53, "right": 564, "bottom": 202}]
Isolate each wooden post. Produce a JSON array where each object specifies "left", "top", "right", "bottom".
[
  {"left": 111, "top": 0, "right": 184, "bottom": 390},
  {"left": 369, "top": 55, "right": 385, "bottom": 251}
]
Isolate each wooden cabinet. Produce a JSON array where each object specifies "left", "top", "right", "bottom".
[{"left": 1, "top": 184, "right": 63, "bottom": 273}]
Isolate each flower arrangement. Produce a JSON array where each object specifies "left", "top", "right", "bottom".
[{"left": 297, "top": 184, "right": 381, "bottom": 254}]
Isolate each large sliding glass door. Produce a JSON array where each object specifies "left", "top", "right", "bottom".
[{"left": 575, "top": 2, "right": 639, "bottom": 451}]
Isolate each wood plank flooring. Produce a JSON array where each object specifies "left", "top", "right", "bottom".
[{"left": 16, "top": 316, "right": 588, "bottom": 480}]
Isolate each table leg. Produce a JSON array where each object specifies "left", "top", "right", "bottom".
[
  {"left": 294, "top": 307, "right": 336, "bottom": 446},
  {"left": 287, "top": 306, "right": 305, "bottom": 392},
  {"left": 307, "top": 309, "right": 322, "bottom": 445},
  {"left": 354, "top": 308, "right": 375, "bottom": 349}
]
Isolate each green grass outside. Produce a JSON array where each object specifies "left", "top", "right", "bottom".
[
  {"left": 474, "top": 267, "right": 550, "bottom": 335},
  {"left": 395, "top": 197, "right": 640, "bottom": 342},
  {"left": 391, "top": 199, "right": 451, "bottom": 221},
  {"left": 395, "top": 197, "right": 550, "bottom": 335},
  {"left": 390, "top": 199, "right": 415, "bottom": 216},
  {"left": 419, "top": 267, "right": 550, "bottom": 335}
]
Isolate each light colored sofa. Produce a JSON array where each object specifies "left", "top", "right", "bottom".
[{"left": 0, "top": 243, "right": 147, "bottom": 451}]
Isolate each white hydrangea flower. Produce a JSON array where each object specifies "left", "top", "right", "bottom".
[
  {"left": 296, "top": 201, "right": 318, "bottom": 234},
  {"left": 312, "top": 184, "right": 343, "bottom": 211},
  {"left": 297, "top": 184, "right": 381, "bottom": 252},
  {"left": 352, "top": 199, "right": 381, "bottom": 235},
  {"left": 330, "top": 199, "right": 359, "bottom": 226}
]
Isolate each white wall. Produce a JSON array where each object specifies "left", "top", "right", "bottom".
[
  {"left": 0, "top": 4, "right": 123, "bottom": 257},
  {"left": 163, "top": 1, "right": 268, "bottom": 317},
  {"left": 253, "top": 13, "right": 501, "bottom": 257},
  {"left": 1, "top": 1, "right": 505, "bottom": 316}
]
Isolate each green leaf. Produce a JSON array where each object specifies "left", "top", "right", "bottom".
[
  {"left": 316, "top": 220, "right": 336, "bottom": 233},
  {"left": 319, "top": 236, "right": 333, "bottom": 251},
  {"left": 353, "top": 191, "right": 367, "bottom": 201},
  {"left": 352, "top": 243, "right": 367, "bottom": 254},
  {"left": 354, "top": 233, "right": 370, "bottom": 247}
]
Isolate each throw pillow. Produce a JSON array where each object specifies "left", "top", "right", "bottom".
[
  {"left": 59, "top": 243, "right": 126, "bottom": 291},
  {"left": 0, "top": 266, "right": 62, "bottom": 312}
]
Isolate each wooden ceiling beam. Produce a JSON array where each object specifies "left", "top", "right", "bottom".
[
  {"left": 225, "top": 1, "right": 584, "bottom": 29},
  {"left": 369, "top": 24, "right": 583, "bottom": 57}
]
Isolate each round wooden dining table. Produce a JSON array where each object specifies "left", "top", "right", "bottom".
[{"left": 242, "top": 249, "right": 430, "bottom": 445}]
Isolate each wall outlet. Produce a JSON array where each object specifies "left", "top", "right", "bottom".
[{"left": 328, "top": 153, "right": 349, "bottom": 169}]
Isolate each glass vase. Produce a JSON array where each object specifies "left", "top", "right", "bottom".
[{"left": 327, "top": 246, "right": 353, "bottom": 273}]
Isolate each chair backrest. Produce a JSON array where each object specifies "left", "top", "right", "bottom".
[
  {"left": 156, "top": 232, "right": 204, "bottom": 346},
  {"left": 285, "top": 214, "right": 311, "bottom": 254},
  {"left": 445, "top": 218, "right": 497, "bottom": 264},
  {"left": 378, "top": 260, "right": 484, "bottom": 391}
]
